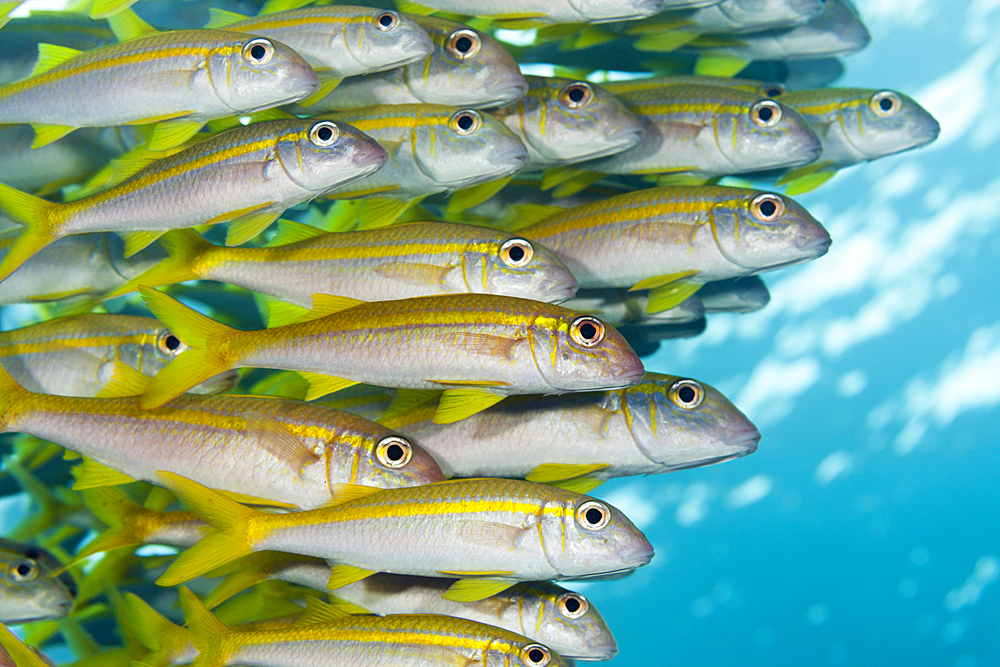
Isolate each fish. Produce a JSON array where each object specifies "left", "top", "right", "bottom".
[
  {"left": 299, "top": 15, "right": 527, "bottom": 110},
  {"left": 489, "top": 76, "right": 646, "bottom": 171},
  {"left": 600, "top": 74, "right": 788, "bottom": 98},
  {"left": 137, "top": 289, "right": 645, "bottom": 423},
  {"left": 0, "top": 313, "right": 237, "bottom": 397},
  {"left": 0, "top": 118, "right": 388, "bottom": 284},
  {"left": 697, "top": 275, "right": 770, "bottom": 313},
  {"left": 105, "top": 221, "right": 578, "bottom": 307},
  {"left": 506, "top": 186, "right": 830, "bottom": 312},
  {"left": 0, "top": 12, "right": 115, "bottom": 85},
  {"left": 381, "top": 372, "right": 759, "bottom": 489},
  {"left": 394, "top": 0, "right": 663, "bottom": 24},
  {"left": 562, "top": 288, "right": 706, "bottom": 325},
  {"left": 0, "top": 539, "right": 76, "bottom": 625},
  {"left": 0, "top": 28, "right": 319, "bottom": 149},
  {"left": 0, "top": 624, "right": 54, "bottom": 667},
  {"left": 157, "top": 474, "right": 654, "bottom": 603},
  {"left": 178, "top": 587, "right": 570, "bottom": 667},
  {"left": 78, "top": 487, "right": 205, "bottom": 559},
  {"left": 629, "top": 0, "right": 827, "bottom": 36},
  {"left": 0, "top": 362, "right": 445, "bottom": 510},
  {"left": 202, "top": 7, "right": 435, "bottom": 79}
]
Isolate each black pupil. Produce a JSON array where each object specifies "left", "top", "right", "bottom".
[
  {"left": 579, "top": 321, "right": 598, "bottom": 340},
  {"left": 457, "top": 114, "right": 474, "bottom": 131},
  {"left": 759, "top": 199, "right": 777, "bottom": 217},
  {"left": 379, "top": 13, "right": 394, "bottom": 27},
  {"left": 564, "top": 597, "right": 581, "bottom": 612},
  {"left": 508, "top": 245, "right": 525, "bottom": 262},
  {"left": 528, "top": 649, "right": 544, "bottom": 663},
  {"left": 678, "top": 385, "right": 696, "bottom": 404},
  {"left": 455, "top": 36, "right": 473, "bottom": 53},
  {"left": 568, "top": 86, "right": 585, "bottom": 103},
  {"left": 585, "top": 507, "right": 603, "bottom": 525},
  {"left": 757, "top": 106, "right": 773, "bottom": 122},
  {"left": 16, "top": 563, "right": 32, "bottom": 576},
  {"left": 164, "top": 334, "right": 180, "bottom": 351},
  {"left": 317, "top": 126, "right": 333, "bottom": 142},
  {"left": 386, "top": 443, "right": 404, "bottom": 461},
  {"left": 880, "top": 97, "right": 893, "bottom": 111},
  {"left": 250, "top": 44, "right": 266, "bottom": 60}
]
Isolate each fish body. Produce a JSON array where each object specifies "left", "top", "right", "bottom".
[
  {"left": 399, "top": 0, "right": 663, "bottom": 24},
  {"left": 388, "top": 372, "right": 759, "bottom": 482},
  {"left": 139, "top": 290, "right": 645, "bottom": 415},
  {"left": 325, "top": 104, "right": 529, "bottom": 199},
  {"left": 698, "top": 275, "right": 769, "bottom": 313},
  {"left": 563, "top": 288, "right": 706, "bottom": 324},
  {"left": 600, "top": 74, "right": 787, "bottom": 98},
  {"left": 0, "top": 12, "right": 115, "bottom": 84},
  {"left": 0, "top": 366, "right": 445, "bottom": 509},
  {"left": 491, "top": 76, "right": 645, "bottom": 170},
  {"left": 583, "top": 84, "right": 821, "bottom": 177},
  {"left": 112, "top": 222, "right": 577, "bottom": 307},
  {"left": 0, "top": 313, "right": 236, "bottom": 396},
  {"left": 205, "top": 7, "right": 434, "bottom": 77},
  {"left": 0, "top": 539, "right": 76, "bottom": 624},
  {"left": 302, "top": 15, "right": 527, "bottom": 110},
  {"left": 0, "top": 125, "right": 134, "bottom": 193},
  {"left": 626, "top": 0, "right": 825, "bottom": 35},
  {"left": 0, "top": 119, "right": 388, "bottom": 283},
  {"left": 159, "top": 475, "right": 654, "bottom": 591}
]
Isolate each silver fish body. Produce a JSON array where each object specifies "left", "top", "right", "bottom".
[
  {"left": 0, "top": 539, "right": 76, "bottom": 624},
  {"left": 0, "top": 125, "right": 134, "bottom": 193},
  {"left": 698, "top": 276, "right": 770, "bottom": 313},
  {"left": 400, "top": 0, "right": 663, "bottom": 24}
]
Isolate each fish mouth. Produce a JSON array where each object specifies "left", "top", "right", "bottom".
[
  {"left": 543, "top": 277, "right": 579, "bottom": 304},
  {"left": 480, "top": 79, "right": 529, "bottom": 108},
  {"left": 795, "top": 231, "right": 833, "bottom": 259},
  {"left": 578, "top": 126, "right": 645, "bottom": 161}
]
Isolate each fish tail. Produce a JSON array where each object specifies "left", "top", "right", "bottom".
[
  {"left": 124, "top": 592, "right": 190, "bottom": 666},
  {"left": 75, "top": 488, "right": 148, "bottom": 559},
  {"left": 0, "top": 182, "right": 60, "bottom": 284},
  {"left": 178, "top": 587, "right": 230, "bottom": 667},
  {"left": 138, "top": 286, "right": 240, "bottom": 409},
  {"left": 105, "top": 229, "right": 209, "bottom": 299},
  {"left": 0, "top": 363, "right": 28, "bottom": 429},
  {"left": 155, "top": 472, "right": 258, "bottom": 586}
]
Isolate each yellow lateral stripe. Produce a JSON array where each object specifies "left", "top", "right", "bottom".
[
  {"left": 227, "top": 14, "right": 372, "bottom": 29},
  {"left": 226, "top": 624, "right": 521, "bottom": 652},
  {"left": 244, "top": 239, "right": 495, "bottom": 264}
]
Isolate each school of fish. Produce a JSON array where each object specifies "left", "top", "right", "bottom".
[{"left": 0, "top": 0, "right": 939, "bottom": 664}]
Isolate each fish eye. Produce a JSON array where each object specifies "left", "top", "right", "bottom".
[
  {"left": 559, "top": 82, "right": 593, "bottom": 109},
  {"left": 762, "top": 82, "right": 787, "bottom": 97},
  {"left": 242, "top": 38, "right": 274, "bottom": 65},
  {"left": 556, "top": 592, "right": 589, "bottom": 619},
  {"left": 569, "top": 316, "right": 605, "bottom": 348},
  {"left": 500, "top": 238, "right": 533, "bottom": 267},
  {"left": 156, "top": 329, "right": 187, "bottom": 356},
  {"left": 11, "top": 559, "right": 38, "bottom": 582},
  {"left": 870, "top": 91, "right": 901, "bottom": 116},
  {"left": 669, "top": 378, "right": 705, "bottom": 409},
  {"left": 520, "top": 644, "right": 551, "bottom": 667},
  {"left": 450, "top": 110, "right": 481, "bottom": 135},
  {"left": 446, "top": 29, "right": 481, "bottom": 59},
  {"left": 375, "top": 436, "right": 412, "bottom": 468},
  {"left": 374, "top": 11, "right": 400, "bottom": 31},
  {"left": 309, "top": 121, "right": 340, "bottom": 147},
  {"left": 749, "top": 99, "right": 782, "bottom": 127},
  {"left": 576, "top": 500, "right": 611, "bottom": 531},
  {"left": 750, "top": 193, "right": 785, "bottom": 222}
]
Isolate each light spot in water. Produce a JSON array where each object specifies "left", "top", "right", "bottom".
[
  {"left": 603, "top": 483, "right": 659, "bottom": 531},
  {"left": 944, "top": 555, "right": 999, "bottom": 612},
  {"left": 941, "top": 620, "right": 965, "bottom": 643},
  {"left": 815, "top": 451, "right": 854, "bottom": 485},
  {"left": 726, "top": 475, "right": 773, "bottom": 508},
  {"left": 837, "top": 371, "right": 867, "bottom": 397},
  {"left": 675, "top": 483, "right": 710, "bottom": 527}
]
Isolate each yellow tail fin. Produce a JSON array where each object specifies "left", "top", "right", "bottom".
[
  {"left": 0, "top": 624, "right": 51, "bottom": 667},
  {"left": 0, "top": 182, "right": 60, "bottom": 284},
  {"left": 0, "top": 364, "right": 28, "bottom": 430},
  {"left": 76, "top": 488, "right": 149, "bottom": 559},
  {"left": 178, "top": 587, "right": 230, "bottom": 667},
  {"left": 155, "top": 472, "right": 258, "bottom": 586},
  {"left": 138, "top": 286, "right": 240, "bottom": 409},
  {"left": 106, "top": 229, "right": 210, "bottom": 299},
  {"left": 123, "top": 592, "right": 190, "bottom": 667}
]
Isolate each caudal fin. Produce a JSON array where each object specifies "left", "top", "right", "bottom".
[
  {"left": 105, "top": 229, "right": 210, "bottom": 299},
  {"left": 123, "top": 592, "right": 190, "bottom": 667},
  {"left": 0, "top": 182, "right": 60, "bottom": 284},
  {"left": 138, "top": 286, "right": 240, "bottom": 409},
  {"left": 177, "top": 587, "right": 230, "bottom": 667}
]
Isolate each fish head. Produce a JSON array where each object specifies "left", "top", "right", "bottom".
[
  {"left": 709, "top": 189, "right": 831, "bottom": 274},
  {"left": 715, "top": 0, "right": 827, "bottom": 30},
  {"left": 411, "top": 108, "right": 528, "bottom": 190},
  {"left": 523, "top": 582, "right": 619, "bottom": 661},
  {"left": 209, "top": 33, "right": 319, "bottom": 112},
  {"left": 540, "top": 492, "right": 653, "bottom": 578},
  {"left": 350, "top": 432, "right": 447, "bottom": 489},
  {"left": 497, "top": 77, "right": 645, "bottom": 167},
  {"left": 619, "top": 374, "right": 760, "bottom": 472},
  {"left": 831, "top": 89, "right": 941, "bottom": 163},
  {"left": 460, "top": 233, "right": 578, "bottom": 303},
  {"left": 340, "top": 10, "right": 435, "bottom": 73},
  {"left": 715, "top": 95, "right": 822, "bottom": 171},
  {"left": 567, "top": 0, "right": 664, "bottom": 22},
  {"left": 510, "top": 641, "right": 569, "bottom": 667},
  {"left": 405, "top": 16, "right": 527, "bottom": 108},
  {"left": 0, "top": 540, "right": 75, "bottom": 624},
  {"left": 529, "top": 311, "right": 645, "bottom": 392},
  {"left": 768, "top": 0, "right": 871, "bottom": 59},
  {"left": 276, "top": 119, "right": 387, "bottom": 195}
]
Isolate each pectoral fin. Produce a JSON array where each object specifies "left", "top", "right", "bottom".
[
  {"left": 434, "top": 388, "right": 506, "bottom": 424},
  {"left": 633, "top": 30, "right": 699, "bottom": 53},
  {"left": 71, "top": 458, "right": 136, "bottom": 490},
  {"left": 146, "top": 120, "right": 204, "bottom": 152},
  {"left": 93, "top": 361, "right": 151, "bottom": 398},
  {"left": 225, "top": 208, "right": 280, "bottom": 246},
  {"left": 243, "top": 412, "right": 320, "bottom": 472},
  {"left": 629, "top": 270, "right": 699, "bottom": 292},
  {"left": 647, "top": 281, "right": 702, "bottom": 313},
  {"left": 296, "top": 77, "right": 343, "bottom": 108},
  {"left": 446, "top": 176, "right": 513, "bottom": 213},
  {"left": 694, "top": 53, "right": 750, "bottom": 78},
  {"left": 373, "top": 261, "right": 450, "bottom": 287},
  {"left": 548, "top": 473, "right": 605, "bottom": 494},
  {"left": 264, "top": 219, "right": 326, "bottom": 247}
]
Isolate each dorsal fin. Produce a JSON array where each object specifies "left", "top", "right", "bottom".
[
  {"left": 106, "top": 8, "right": 157, "bottom": 41},
  {"left": 205, "top": 7, "right": 248, "bottom": 28},
  {"left": 291, "top": 596, "right": 350, "bottom": 626},
  {"left": 265, "top": 219, "right": 326, "bottom": 247},
  {"left": 31, "top": 44, "right": 82, "bottom": 76}
]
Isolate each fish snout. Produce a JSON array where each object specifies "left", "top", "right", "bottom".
[
  {"left": 795, "top": 227, "right": 832, "bottom": 259},
  {"left": 722, "top": 424, "right": 762, "bottom": 456}
]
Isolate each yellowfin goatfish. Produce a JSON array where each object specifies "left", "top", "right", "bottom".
[
  {"left": 157, "top": 474, "right": 654, "bottom": 603},
  {"left": 0, "top": 364, "right": 444, "bottom": 510},
  {"left": 600, "top": 75, "right": 787, "bottom": 99},
  {"left": 0, "top": 29, "right": 319, "bottom": 149},
  {"left": 0, "top": 119, "right": 388, "bottom": 284},
  {"left": 107, "top": 221, "right": 577, "bottom": 306},
  {"left": 512, "top": 186, "right": 829, "bottom": 312},
  {"left": 490, "top": 76, "right": 646, "bottom": 170},
  {"left": 203, "top": 7, "right": 434, "bottom": 78},
  {"left": 394, "top": 0, "right": 663, "bottom": 24},
  {"left": 178, "top": 587, "right": 570, "bottom": 667},
  {"left": 619, "top": 0, "right": 827, "bottom": 43},
  {"left": 137, "top": 289, "right": 645, "bottom": 423},
  {"left": 698, "top": 275, "right": 770, "bottom": 313},
  {"left": 0, "top": 313, "right": 237, "bottom": 396},
  {"left": 384, "top": 372, "right": 759, "bottom": 490},
  {"left": 0, "top": 539, "right": 76, "bottom": 624},
  {"left": 301, "top": 15, "right": 527, "bottom": 110}
]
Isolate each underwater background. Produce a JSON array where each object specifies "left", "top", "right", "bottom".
[{"left": 1, "top": 0, "right": 997, "bottom": 666}]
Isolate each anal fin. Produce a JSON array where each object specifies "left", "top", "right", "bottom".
[
  {"left": 71, "top": 458, "right": 137, "bottom": 490},
  {"left": 326, "top": 564, "right": 375, "bottom": 591},
  {"left": 302, "top": 373, "right": 360, "bottom": 401},
  {"left": 434, "top": 388, "right": 506, "bottom": 424},
  {"left": 441, "top": 577, "right": 516, "bottom": 602}
]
